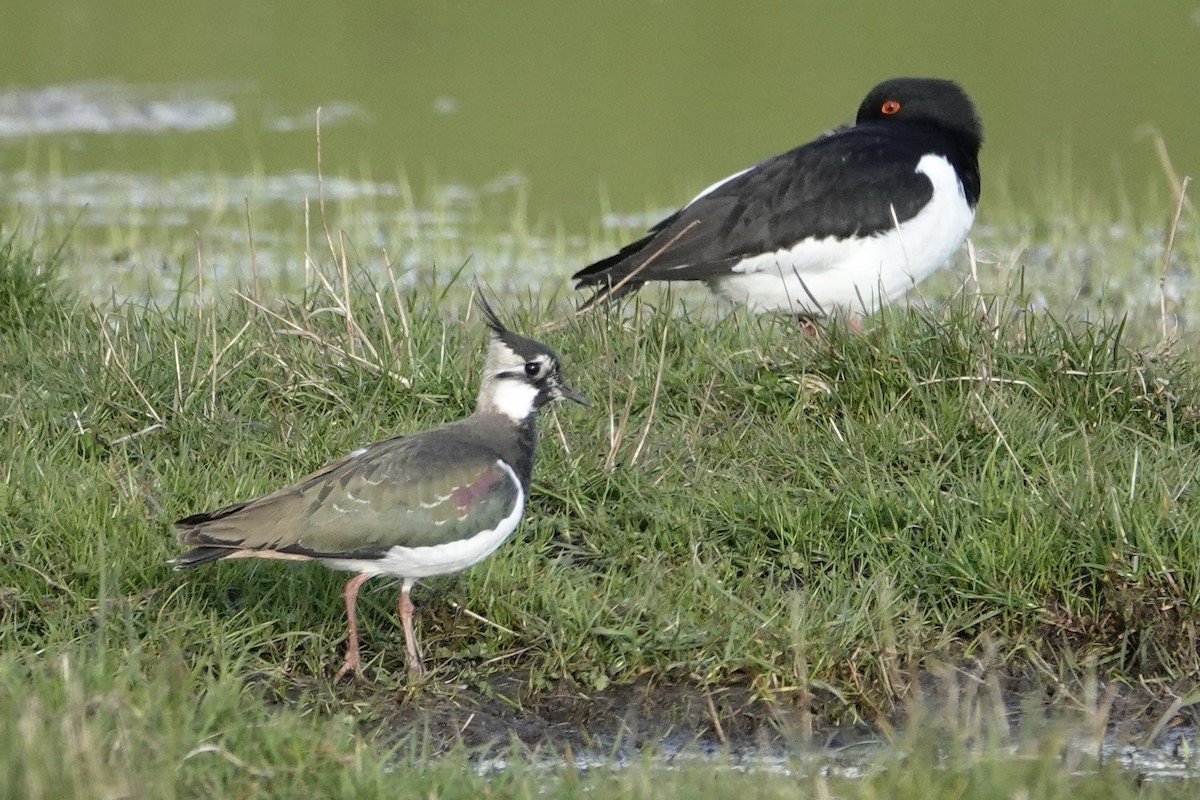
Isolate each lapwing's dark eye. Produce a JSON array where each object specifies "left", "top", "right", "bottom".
[
  {"left": 524, "top": 362, "right": 541, "bottom": 377},
  {"left": 881, "top": 100, "right": 901, "bottom": 115}
]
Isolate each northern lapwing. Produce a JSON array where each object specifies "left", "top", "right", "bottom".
[
  {"left": 573, "top": 77, "right": 983, "bottom": 321},
  {"left": 172, "top": 299, "right": 588, "bottom": 680}
]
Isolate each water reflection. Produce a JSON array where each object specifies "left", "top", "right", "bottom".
[{"left": 0, "top": 81, "right": 237, "bottom": 137}]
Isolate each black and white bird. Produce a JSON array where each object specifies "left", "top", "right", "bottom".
[
  {"left": 172, "top": 299, "right": 587, "bottom": 681},
  {"left": 573, "top": 77, "right": 983, "bottom": 319}
]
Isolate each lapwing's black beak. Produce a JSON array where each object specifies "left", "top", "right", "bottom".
[{"left": 558, "top": 383, "right": 589, "bottom": 407}]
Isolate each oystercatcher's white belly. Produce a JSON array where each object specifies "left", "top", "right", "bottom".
[{"left": 708, "top": 154, "right": 974, "bottom": 316}]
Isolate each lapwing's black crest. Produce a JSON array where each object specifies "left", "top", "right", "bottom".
[{"left": 476, "top": 293, "right": 564, "bottom": 364}]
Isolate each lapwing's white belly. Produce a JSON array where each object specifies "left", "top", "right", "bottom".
[
  {"left": 708, "top": 154, "right": 974, "bottom": 316},
  {"left": 323, "top": 461, "right": 525, "bottom": 580}
]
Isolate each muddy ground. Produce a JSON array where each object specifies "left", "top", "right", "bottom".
[{"left": 267, "top": 664, "right": 1199, "bottom": 761}]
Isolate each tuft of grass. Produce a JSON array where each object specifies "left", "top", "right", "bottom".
[{"left": 0, "top": 229, "right": 67, "bottom": 334}]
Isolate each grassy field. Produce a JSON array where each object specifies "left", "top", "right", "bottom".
[{"left": 2, "top": 215, "right": 1199, "bottom": 797}]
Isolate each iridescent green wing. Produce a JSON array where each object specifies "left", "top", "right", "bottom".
[{"left": 176, "top": 434, "right": 522, "bottom": 556}]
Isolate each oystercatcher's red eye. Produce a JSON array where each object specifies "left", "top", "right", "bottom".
[{"left": 881, "top": 100, "right": 901, "bottom": 115}]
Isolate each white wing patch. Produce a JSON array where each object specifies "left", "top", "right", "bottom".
[
  {"left": 322, "top": 460, "right": 524, "bottom": 580},
  {"left": 709, "top": 154, "right": 974, "bottom": 315},
  {"left": 684, "top": 165, "right": 755, "bottom": 208}
]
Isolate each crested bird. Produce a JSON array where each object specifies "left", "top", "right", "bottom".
[{"left": 172, "top": 299, "right": 588, "bottom": 680}]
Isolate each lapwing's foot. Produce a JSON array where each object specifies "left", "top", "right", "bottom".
[
  {"left": 796, "top": 316, "right": 820, "bottom": 336},
  {"left": 334, "top": 649, "right": 361, "bottom": 682}
]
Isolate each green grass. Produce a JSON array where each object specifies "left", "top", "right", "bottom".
[
  {"left": 5, "top": 653, "right": 1195, "bottom": 800},
  {"left": 2, "top": 225, "right": 1199, "bottom": 796}
]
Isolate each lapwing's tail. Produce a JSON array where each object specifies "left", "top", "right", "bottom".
[
  {"left": 171, "top": 545, "right": 235, "bottom": 570},
  {"left": 170, "top": 500, "right": 253, "bottom": 570}
]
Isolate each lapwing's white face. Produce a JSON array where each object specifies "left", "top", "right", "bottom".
[
  {"left": 479, "top": 335, "right": 587, "bottom": 422},
  {"left": 484, "top": 342, "right": 552, "bottom": 422}
]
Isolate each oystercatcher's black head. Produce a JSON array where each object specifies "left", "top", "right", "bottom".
[{"left": 857, "top": 77, "right": 983, "bottom": 151}]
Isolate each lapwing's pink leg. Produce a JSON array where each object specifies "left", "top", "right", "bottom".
[
  {"left": 335, "top": 572, "right": 373, "bottom": 681},
  {"left": 398, "top": 579, "right": 426, "bottom": 679}
]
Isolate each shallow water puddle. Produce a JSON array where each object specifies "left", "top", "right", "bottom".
[{"left": 468, "top": 731, "right": 1199, "bottom": 783}]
